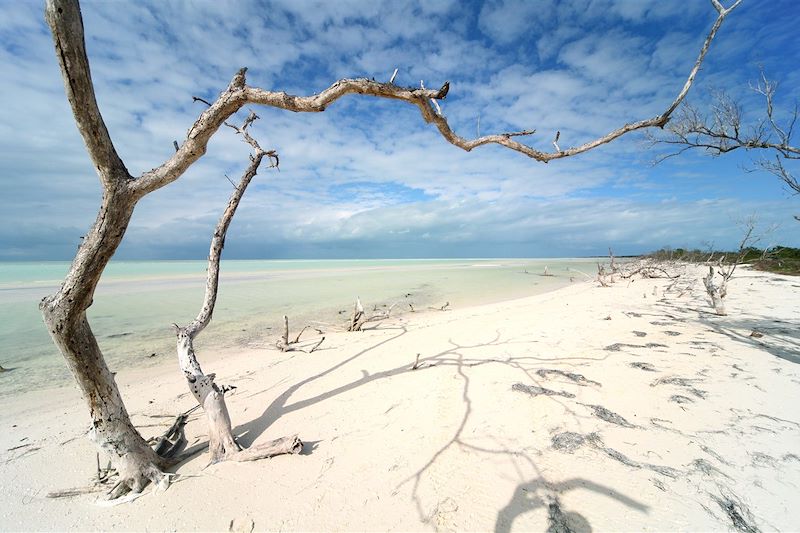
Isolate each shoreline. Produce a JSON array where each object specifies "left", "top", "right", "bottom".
[
  {"left": 1, "top": 275, "right": 587, "bottom": 413},
  {"left": 1, "top": 265, "right": 798, "bottom": 531},
  {"left": 0, "top": 258, "right": 591, "bottom": 399}
]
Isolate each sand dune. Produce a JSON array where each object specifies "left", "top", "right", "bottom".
[{"left": 1, "top": 265, "right": 798, "bottom": 531}]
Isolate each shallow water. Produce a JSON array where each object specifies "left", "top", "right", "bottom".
[{"left": 0, "top": 258, "right": 600, "bottom": 396}]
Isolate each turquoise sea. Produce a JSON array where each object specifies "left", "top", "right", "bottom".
[{"left": 0, "top": 258, "right": 599, "bottom": 397}]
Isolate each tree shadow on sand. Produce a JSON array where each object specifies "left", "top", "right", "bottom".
[
  {"left": 698, "top": 314, "right": 800, "bottom": 364},
  {"left": 652, "top": 297, "right": 800, "bottom": 364},
  {"left": 495, "top": 477, "right": 648, "bottom": 533},
  {"left": 220, "top": 323, "right": 631, "bottom": 530},
  {"left": 233, "top": 326, "right": 610, "bottom": 448}
]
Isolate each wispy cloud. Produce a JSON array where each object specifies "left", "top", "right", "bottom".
[{"left": 0, "top": 0, "right": 797, "bottom": 260}]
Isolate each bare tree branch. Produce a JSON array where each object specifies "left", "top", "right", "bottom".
[
  {"left": 651, "top": 68, "right": 799, "bottom": 197},
  {"left": 129, "top": 0, "right": 740, "bottom": 200},
  {"left": 184, "top": 119, "right": 273, "bottom": 339},
  {"left": 45, "top": 0, "right": 130, "bottom": 188}
]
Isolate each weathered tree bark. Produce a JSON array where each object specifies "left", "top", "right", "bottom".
[
  {"left": 42, "top": 0, "right": 742, "bottom": 496},
  {"left": 172, "top": 118, "right": 300, "bottom": 464},
  {"left": 348, "top": 297, "right": 366, "bottom": 331},
  {"left": 703, "top": 265, "right": 728, "bottom": 315},
  {"left": 40, "top": 0, "right": 168, "bottom": 495}
]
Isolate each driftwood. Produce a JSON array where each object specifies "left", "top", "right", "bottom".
[
  {"left": 348, "top": 298, "right": 401, "bottom": 331},
  {"left": 621, "top": 265, "right": 680, "bottom": 280},
  {"left": 597, "top": 263, "right": 611, "bottom": 287},
  {"left": 703, "top": 261, "right": 731, "bottom": 316},
  {"left": 609, "top": 248, "right": 618, "bottom": 274},
  {"left": 277, "top": 315, "right": 325, "bottom": 352},
  {"left": 702, "top": 217, "right": 765, "bottom": 315},
  {"left": 348, "top": 297, "right": 366, "bottom": 331}
]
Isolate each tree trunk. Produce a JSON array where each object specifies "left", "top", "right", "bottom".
[
  {"left": 39, "top": 189, "right": 169, "bottom": 494},
  {"left": 176, "top": 330, "right": 242, "bottom": 462},
  {"left": 173, "top": 129, "right": 301, "bottom": 465},
  {"left": 703, "top": 266, "right": 728, "bottom": 316}
]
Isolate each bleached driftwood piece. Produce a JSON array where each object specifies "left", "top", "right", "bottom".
[{"left": 277, "top": 316, "right": 325, "bottom": 352}]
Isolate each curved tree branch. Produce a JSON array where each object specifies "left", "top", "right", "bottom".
[
  {"left": 173, "top": 114, "right": 299, "bottom": 464},
  {"left": 131, "top": 0, "right": 741, "bottom": 198},
  {"left": 183, "top": 116, "right": 276, "bottom": 339}
]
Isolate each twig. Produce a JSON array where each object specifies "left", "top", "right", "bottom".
[
  {"left": 309, "top": 337, "right": 325, "bottom": 353},
  {"left": 192, "top": 96, "right": 212, "bottom": 107}
]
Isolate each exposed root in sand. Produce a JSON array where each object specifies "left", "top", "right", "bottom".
[
  {"left": 535, "top": 369, "right": 601, "bottom": 387},
  {"left": 512, "top": 383, "right": 575, "bottom": 399}
]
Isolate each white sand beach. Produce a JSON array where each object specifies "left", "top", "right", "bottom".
[{"left": 1, "top": 264, "right": 799, "bottom": 531}]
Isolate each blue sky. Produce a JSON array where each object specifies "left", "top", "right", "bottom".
[{"left": 0, "top": 0, "right": 798, "bottom": 260}]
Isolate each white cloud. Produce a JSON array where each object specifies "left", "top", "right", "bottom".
[{"left": 0, "top": 0, "right": 797, "bottom": 261}]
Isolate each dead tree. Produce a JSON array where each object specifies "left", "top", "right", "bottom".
[
  {"left": 40, "top": 0, "right": 741, "bottom": 497},
  {"left": 651, "top": 70, "right": 799, "bottom": 202},
  {"left": 702, "top": 216, "right": 768, "bottom": 315},
  {"left": 348, "top": 297, "right": 366, "bottom": 331},
  {"left": 703, "top": 262, "right": 731, "bottom": 315},
  {"left": 597, "top": 263, "right": 611, "bottom": 287},
  {"left": 171, "top": 115, "right": 302, "bottom": 471}
]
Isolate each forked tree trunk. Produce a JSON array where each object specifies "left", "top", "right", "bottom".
[{"left": 40, "top": 190, "right": 169, "bottom": 494}]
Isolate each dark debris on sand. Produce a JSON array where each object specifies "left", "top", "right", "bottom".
[
  {"left": 583, "top": 404, "right": 636, "bottom": 428},
  {"left": 550, "top": 431, "right": 679, "bottom": 478},
  {"left": 512, "top": 382, "right": 575, "bottom": 399},
  {"left": 536, "top": 369, "right": 601, "bottom": 387},
  {"left": 629, "top": 362, "right": 657, "bottom": 372},
  {"left": 605, "top": 342, "right": 667, "bottom": 351},
  {"left": 711, "top": 493, "right": 761, "bottom": 533}
]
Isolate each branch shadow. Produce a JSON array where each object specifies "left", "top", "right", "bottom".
[
  {"left": 494, "top": 477, "right": 648, "bottom": 533},
  {"left": 228, "top": 324, "right": 626, "bottom": 529},
  {"left": 235, "top": 326, "right": 608, "bottom": 448},
  {"left": 234, "top": 325, "right": 410, "bottom": 447},
  {"left": 654, "top": 295, "right": 800, "bottom": 364},
  {"left": 699, "top": 314, "right": 799, "bottom": 364}
]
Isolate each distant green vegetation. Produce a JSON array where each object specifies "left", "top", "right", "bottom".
[{"left": 643, "top": 246, "right": 800, "bottom": 276}]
